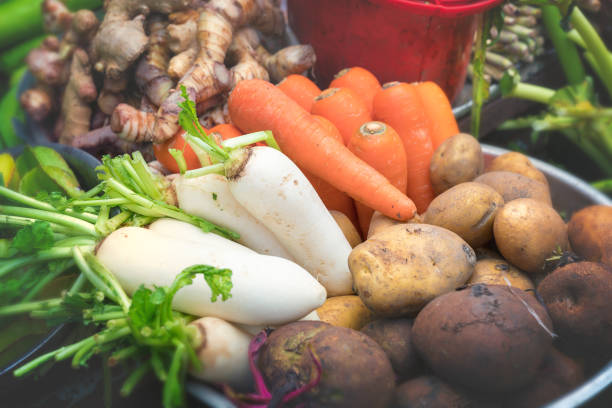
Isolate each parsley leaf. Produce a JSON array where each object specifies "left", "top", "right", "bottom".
[
  {"left": 11, "top": 221, "right": 54, "bottom": 254},
  {"left": 180, "top": 264, "right": 233, "bottom": 303}
]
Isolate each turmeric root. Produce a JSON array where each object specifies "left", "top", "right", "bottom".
[
  {"left": 167, "top": 18, "right": 199, "bottom": 79},
  {"left": 227, "top": 28, "right": 269, "bottom": 89},
  {"left": 255, "top": 44, "right": 316, "bottom": 84},
  {"left": 91, "top": 0, "right": 190, "bottom": 80},
  {"left": 20, "top": 85, "right": 55, "bottom": 122},
  {"left": 136, "top": 16, "right": 174, "bottom": 106},
  {"left": 58, "top": 49, "right": 98, "bottom": 145}
]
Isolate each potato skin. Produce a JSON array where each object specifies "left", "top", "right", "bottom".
[
  {"left": 567, "top": 205, "right": 612, "bottom": 266},
  {"left": 468, "top": 258, "right": 534, "bottom": 291},
  {"left": 259, "top": 321, "right": 395, "bottom": 408},
  {"left": 330, "top": 210, "right": 362, "bottom": 248},
  {"left": 316, "top": 295, "right": 374, "bottom": 330},
  {"left": 367, "top": 211, "right": 423, "bottom": 239},
  {"left": 424, "top": 182, "right": 504, "bottom": 248},
  {"left": 493, "top": 198, "right": 569, "bottom": 273},
  {"left": 350, "top": 223, "right": 476, "bottom": 316},
  {"left": 360, "top": 318, "right": 419, "bottom": 379},
  {"left": 485, "top": 151, "right": 548, "bottom": 186},
  {"left": 474, "top": 171, "right": 552, "bottom": 206},
  {"left": 430, "top": 133, "right": 484, "bottom": 195},
  {"left": 394, "top": 376, "right": 498, "bottom": 408},
  {"left": 412, "top": 284, "right": 554, "bottom": 393},
  {"left": 537, "top": 262, "right": 612, "bottom": 358}
]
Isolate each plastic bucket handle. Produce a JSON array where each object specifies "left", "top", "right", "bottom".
[{"left": 367, "top": 0, "right": 505, "bottom": 17}]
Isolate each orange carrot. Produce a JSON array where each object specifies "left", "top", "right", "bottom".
[
  {"left": 347, "top": 121, "right": 408, "bottom": 236},
  {"left": 310, "top": 87, "right": 372, "bottom": 145},
  {"left": 329, "top": 67, "right": 381, "bottom": 113},
  {"left": 373, "top": 81, "right": 435, "bottom": 213},
  {"left": 276, "top": 74, "right": 321, "bottom": 112},
  {"left": 153, "top": 129, "right": 206, "bottom": 173},
  {"left": 209, "top": 123, "right": 242, "bottom": 141},
  {"left": 229, "top": 79, "right": 416, "bottom": 221},
  {"left": 312, "top": 114, "right": 343, "bottom": 142},
  {"left": 413, "top": 81, "right": 459, "bottom": 151}
]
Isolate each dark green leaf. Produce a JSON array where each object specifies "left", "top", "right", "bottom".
[
  {"left": 11, "top": 221, "right": 54, "bottom": 254},
  {"left": 179, "top": 264, "right": 233, "bottom": 303},
  {"left": 19, "top": 167, "right": 62, "bottom": 197}
]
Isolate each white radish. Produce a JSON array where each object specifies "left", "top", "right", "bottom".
[
  {"left": 173, "top": 173, "right": 293, "bottom": 259},
  {"left": 225, "top": 146, "right": 353, "bottom": 296},
  {"left": 148, "top": 218, "right": 255, "bottom": 256},
  {"left": 189, "top": 317, "right": 253, "bottom": 390},
  {"left": 96, "top": 226, "right": 326, "bottom": 325},
  {"left": 235, "top": 310, "right": 321, "bottom": 336}
]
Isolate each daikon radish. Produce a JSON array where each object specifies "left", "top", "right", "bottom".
[
  {"left": 96, "top": 226, "right": 326, "bottom": 325},
  {"left": 173, "top": 174, "right": 293, "bottom": 259},
  {"left": 225, "top": 146, "right": 353, "bottom": 296},
  {"left": 189, "top": 317, "right": 253, "bottom": 390}
]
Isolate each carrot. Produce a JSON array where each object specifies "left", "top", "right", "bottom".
[
  {"left": 228, "top": 79, "right": 416, "bottom": 221},
  {"left": 329, "top": 67, "right": 381, "bottom": 113},
  {"left": 373, "top": 81, "right": 435, "bottom": 213},
  {"left": 310, "top": 87, "right": 372, "bottom": 145},
  {"left": 209, "top": 123, "right": 242, "bottom": 141},
  {"left": 347, "top": 121, "right": 408, "bottom": 236},
  {"left": 153, "top": 129, "right": 205, "bottom": 173},
  {"left": 413, "top": 81, "right": 459, "bottom": 151},
  {"left": 276, "top": 74, "right": 321, "bottom": 112}
]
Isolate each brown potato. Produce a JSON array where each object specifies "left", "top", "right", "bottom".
[
  {"left": 394, "top": 376, "right": 496, "bottom": 408},
  {"left": 474, "top": 171, "right": 552, "bottom": 206},
  {"left": 567, "top": 205, "right": 612, "bottom": 266},
  {"left": 493, "top": 198, "right": 569, "bottom": 273},
  {"left": 349, "top": 224, "right": 476, "bottom": 316},
  {"left": 486, "top": 151, "right": 548, "bottom": 186},
  {"left": 537, "top": 261, "right": 612, "bottom": 358},
  {"left": 259, "top": 321, "right": 395, "bottom": 408},
  {"left": 468, "top": 258, "right": 534, "bottom": 291},
  {"left": 330, "top": 210, "right": 362, "bottom": 248},
  {"left": 315, "top": 295, "right": 374, "bottom": 330},
  {"left": 424, "top": 182, "right": 504, "bottom": 248},
  {"left": 367, "top": 211, "right": 422, "bottom": 239},
  {"left": 412, "top": 284, "right": 554, "bottom": 393},
  {"left": 360, "top": 318, "right": 420, "bottom": 379},
  {"left": 430, "top": 133, "right": 484, "bottom": 195}
]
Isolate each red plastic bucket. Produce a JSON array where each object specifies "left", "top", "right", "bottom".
[{"left": 287, "top": 0, "right": 503, "bottom": 102}]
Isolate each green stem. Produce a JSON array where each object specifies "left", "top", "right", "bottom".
[
  {"left": 0, "top": 297, "right": 62, "bottom": 316},
  {"left": 183, "top": 163, "right": 225, "bottom": 178},
  {"left": 0, "top": 205, "right": 98, "bottom": 237},
  {"left": 84, "top": 252, "right": 131, "bottom": 313},
  {"left": 570, "top": 7, "right": 612, "bottom": 100},
  {"left": 591, "top": 179, "right": 612, "bottom": 192},
  {"left": 55, "top": 326, "right": 131, "bottom": 362},
  {"left": 509, "top": 82, "right": 555, "bottom": 104},
  {"left": 185, "top": 135, "right": 226, "bottom": 164},
  {"left": 90, "top": 311, "right": 126, "bottom": 322},
  {"left": 106, "top": 179, "right": 154, "bottom": 209},
  {"left": 169, "top": 149, "right": 187, "bottom": 175},
  {"left": 71, "top": 198, "right": 129, "bottom": 207},
  {"left": 72, "top": 247, "right": 120, "bottom": 305},
  {"left": 0, "top": 214, "right": 76, "bottom": 235},
  {"left": 108, "top": 345, "right": 140, "bottom": 366},
  {"left": 120, "top": 362, "right": 152, "bottom": 397},
  {"left": 541, "top": 6, "right": 586, "bottom": 85},
  {"left": 13, "top": 348, "right": 60, "bottom": 377},
  {"left": 221, "top": 131, "right": 277, "bottom": 150},
  {"left": 0, "top": 246, "right": 86, "bottom": 278},
  {"left": 22, "top": 260, "right": 75, "bottom": 302}
]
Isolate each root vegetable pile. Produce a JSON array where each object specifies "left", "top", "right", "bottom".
[{"left": 21, "top": 0, "right": 316, "bottom": 157}]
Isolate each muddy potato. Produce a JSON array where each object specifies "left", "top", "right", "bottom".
[
  {"left": 360, "top": 318, "right": 420, "bottom": 379},
  {"left": 567, "top": 205, "right": 612, "bottom": 266},
  {"left": 486, "top": 151, "right": 548, "bottom": 186},
  {"left": 412, "top": 284, "right": 554, "bottom": 393},
  {"left": 430, "top": 133, "right": 484, "bottom": 195},
  {"left": 330, "top": 210, "right": 362, "bottom": 248},
  {"left": 259, "top": 321, "right": 395, "bottom": 408},
  {"left": 349, "top": 224, "right": 476, "bottom": 316},
  {"left": 315, "top": 295, "right": 374, "bottom": 330},
  {"left": 424, "top": 182, "right": 504, "bottom": 248},
  {"left": 468, "top": 258, "right": 534, "bottom": 291},
  {"left": 537, "top": 262, "right": 612, "bottom": 358},
  {"left": 493, "top": 198, "right": 569, "bottom": 273},
  {"left": 394, "top": 376, "right": 498, "bottom": 408},
  {"left": 367, "top": 211, "right": 422, "bottom": 239},
  {"left": 474, "top": 171, "right": 552, "bottom": 206}
]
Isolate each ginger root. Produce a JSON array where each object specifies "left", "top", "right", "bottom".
[
  {"left": 255, "top": 44, "right": 316, "bottom": 84},
  {"left": 136, "top": 16, "right": 174, "bottom": 106},
  {"left": 42, "top": 0, "right": 73, "bottom": 33},
  {"left": 227, "top": 28, "right": 269, "bottom": 89},
  {"left": 58, "top": 49, "right": 98, "bottom": 145},
  {"left": 20, "top": 86, "right": 55, "bottom": 122}
]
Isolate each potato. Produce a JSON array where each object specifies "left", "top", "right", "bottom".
[
  {"left": 474, "top": 171, "right": 552, "bottom": 206},
  {"left": 504, "top": 348, "right": 583, "bottom": 408},
  {"left": 330, "top": 210, "right": 362, "bottom": 248},
  {"left": 468, "top": 258, "right": 534, "bottom": 291},
  {"left": 394, "top": 376, "right": 496, "bottom": 408},
  {"left": 315, "top": 295, "right": 374, "bottom": 330},
  {"left": 485, "top": 151, "right": 548, "bottom": 186},
  {"left": 259, "top": 321, "right": 395, "bottom": 408},
  {"left": 412, "top": 284, "right": 554, "bottom": 393},
  {"left": 424, "top": 182, "right": 504, "bottom": 248},
  {"left": 367, "top": 211, "right": 422, "bottom": 239},
  {"left": 567, "top": 205, "right": 612, "bottom": 266},
  {"left": 349, "top": 224, "right": 476, "bottom": 316},
  {"left": 493, "top": 198, "right": 569, "bottom": 273},
  {"left": 537, "top": 261, "right": 612, "bottom": 358},
  {"left": 430, "top": 133, "right": 484, "bottom": 195},
  {"left": 360, "top": 318, "right": 420, "bottom": 379}
]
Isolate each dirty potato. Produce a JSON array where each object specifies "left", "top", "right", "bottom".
[
  {"left": 315, "top": 295, "right": 374, "bottom": 330},
  {"left": 486, "top": 151, "right": 548, "bottom": 186},
  {"left": 468, "top": 258, "right": 534, "bottom": 291},
  {"left": 424, "top": 182, "right": 504, "bottom": 248},
  {"left": 474, "top": 171, "right": 552, "bottom": 206},
  {"left": 349, "top": 224, "right": 476, "bottom": 316},
  {"left": 430, "top": 133, "right": 484, "bottom": 195},
  {"left": 567, "top": 205, "right": 612, "bottom": 266},
  {"left": 330, "top": 210, "right": 362, "bottom": 248}
]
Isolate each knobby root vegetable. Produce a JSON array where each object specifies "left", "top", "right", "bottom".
[
  {"left": 173, "top": 174, "right": 294, "bottom": 259},
  {"left": 188, "top": 316, "right": 253, "bottom": 390},
  {"left": 96, "top": 226, "right": 327, "bottom": 325},
  {"left": 167, "top": 18, "right": 199, "bottom": 79},
  {"left": 97, "top": 72, "right": 128, "bottom": 116},
  {"left": 20, "top": 85, "right": 54, "bottom": 122},
  {"left": 255, "top": 43, "right": 317, "bottom": 84},
  {"left": 226, "top": 28, "right": 269, "bottom": 89},
  {"left": 42, "top": 0, "right": 73, "bottom": 34},
  {"left": 58, "top": 49, "right": 97, "bottom": 145},
  {"left": 224, "top": 146, "right": 354, "bottom": 296}
]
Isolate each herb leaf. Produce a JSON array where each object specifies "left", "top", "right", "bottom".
[
  {"left": 180, "top": 264, "right": 233, "bottom": 303},
  {"left": 11, "top": 221, "right": 54, "bottom": 254}
]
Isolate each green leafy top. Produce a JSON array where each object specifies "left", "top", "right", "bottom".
[{"left": 11, "top": 221, "right": 54, "bottom": 254}]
